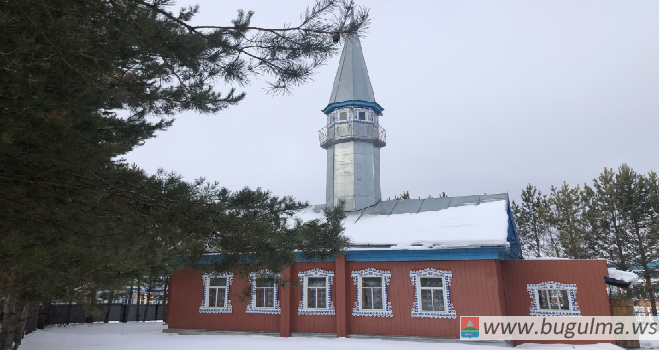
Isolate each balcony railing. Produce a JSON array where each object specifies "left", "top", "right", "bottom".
[{"left": 319, "top": 122, "right": 386, "bottom": 147}]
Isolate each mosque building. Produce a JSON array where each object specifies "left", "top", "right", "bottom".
[{"left": 165, "top": 36, "right": 621, "bottom": 346}]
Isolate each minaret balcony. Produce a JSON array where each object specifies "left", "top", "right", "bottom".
[{"left": 319, "top": 122, "right": 386, "bottom": 148}]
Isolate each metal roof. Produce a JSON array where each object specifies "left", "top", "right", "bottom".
[
  {"left": 328, "top": 35, "right": 376, "bottom": 104},
  {"left": 313, "top": 193, "right": 510, "bottom": 216},
  {"left": 307, "top": 193, "right": 521, "bottom": 257}
]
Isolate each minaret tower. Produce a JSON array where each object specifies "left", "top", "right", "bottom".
[{"left": 319, "top": 35, "right": 386, "bottom": 211}]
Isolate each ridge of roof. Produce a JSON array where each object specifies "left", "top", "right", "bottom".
[{"left": 311, "top": 193, "right": 509, "bottom": 215}]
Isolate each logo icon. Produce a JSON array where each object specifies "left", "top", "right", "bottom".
[{"left": 460, "top": 316, "right": 479, "bottom": 339}]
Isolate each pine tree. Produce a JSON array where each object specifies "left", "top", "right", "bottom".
[
  {"left": 0, "top": 1, "right": 364, "bottom": 348},
  {"left": 548, "top": 182, "right": 589, "bottom": 259},
  {"left": 580, "top": 184, "right": 609, "bottom": 261},
  {"left": 395, "top": 191, "right": 410, "bottom": 200},
  {"left": 616, "top": 165, "right": 658, "bottom": 317},
  {"left": 511, "top": 185, "right": 552, "bottom": 258}
]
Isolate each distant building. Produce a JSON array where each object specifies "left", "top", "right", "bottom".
[{"left": 165, "top": 35, "right": 616, "bottom": 346}]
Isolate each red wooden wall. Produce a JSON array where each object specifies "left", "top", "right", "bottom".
[
  {"left": 167, "top": 269, "right": 280, "bottom": 332},
  {"left": 167, "top": 257, "right": 613, "bottom": 344},
  {"left": 500, "top": 259, "right": 614, "bottom": 346},
  {"left": 344, "top": 260, "right": 506, "bottom": 337}
]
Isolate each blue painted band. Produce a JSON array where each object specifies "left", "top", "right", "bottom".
[
  {"left": 191, "top": 247, "right": 520, "bottom": 265},
  {"left": 322, "top": 100, "right": 385, "bottom": 115},
  {"left": 345, "top": 247, "right": 520, "bottom": 262}
]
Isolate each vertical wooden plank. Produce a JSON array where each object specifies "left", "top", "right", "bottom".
[
  {"left": 334, "top": 255, "right": 347, "bottom": 337},
  {"left": 279, "top": 266, "right": 292, "bottom": 337}
]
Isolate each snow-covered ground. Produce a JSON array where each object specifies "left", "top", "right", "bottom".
[{"left": 18, "top": 322, "right": 657, "bottom": 350}]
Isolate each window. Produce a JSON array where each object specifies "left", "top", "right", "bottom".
[
  {"left": 255, "top": 277, "right": 275, "bottom": 308},
  {"left": 246, "top": 271, "right": 281, "bottom": 314},
  {"left": 635, "top": 307, "right": 646, "bottom": 321},
  {"left": 199, "top": 273, "right": 233, "bottom": 313},
  {"left": 410, "top": 269, "right": 456, "bottom": 318},
  {"left": 527, "top": 281, "right": 581, "bottom": 316},
  {"left": 351, "top": 268, "right": 393, "bottom": 317},
  {"left": 647, "top": 307, "right": 656, "bottom": 322},
  {"left": 298, "top": 269, "right": 335, "bottom": 315},
  {"left": 339, "top": 111, "right": 348, "bottom": 121},
  {"left": 358, "top": 111, "right": 366, "bottom": 121},
  {"left": 537, "top": 289, "right": 570, "bottom": 310},
  {"left": 362, "top": 277, "right": 384, "bottom": 309}
]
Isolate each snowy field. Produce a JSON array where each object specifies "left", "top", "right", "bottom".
[{"left": 18, "top": 322, "right": 658, "bottom": 350}]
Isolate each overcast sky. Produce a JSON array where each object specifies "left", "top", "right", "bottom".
[{"left": 124, "top": 0, "right": 659, "bottom": 205}]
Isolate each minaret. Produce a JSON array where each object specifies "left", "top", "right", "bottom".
[{"left": 319, "top": 35, "right": 386, "bottom": 211}]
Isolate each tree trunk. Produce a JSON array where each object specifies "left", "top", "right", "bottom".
[
  {"left": 0, "top": 295, "right": 17, "bottom": 350},
  {"left": 104, "top": 290, "right": 115, "bottom": 323},
  {"left": 12, "top": 303, "right": 30, "bottom": 350},
  {"left": 611, "top": 210, "right": 626, "bottom": 270},
  {"left": 634, "top": 222, "right": 657, "bottom": 317},
  {"left": 86, "top": 286, "right": 98, "bottom": 323},
  {"left": 65, "top": 298, "right": 73, "bottom": 325},
  {"left": 162, "top": 277, "right": 169, "bottom": 323},
  {"left": 122, "top": 284, "right": 134, "bottom": 323},
  {"left": 24, "top": 303, "right": 40, "bottom": 335},
  {"left": 143, "top": 282, "right": 152, "bottom": 322},
  {"left": 134, "top": 280, "right": 141, "bottom": 322},
  {"left": 37, "top": 303, "right": 51, "bottom": 329}
]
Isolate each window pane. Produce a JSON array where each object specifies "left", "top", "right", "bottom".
[
  {"left": 362, "top": 287, "right": 373, "bottom": 309},
  {"left": 210, "top": 278, "right": 227, "bottom": 287},
  {"left": 266, "top": 288, "right": 274, "bottom": 308},
  {"left": 256, "top": 288, "right": 264, "bottom": 307},
  {"left": 318, "top": 288, "right": 327, "bottom": 308},
  {"left": 373, "top": 288, "right": 383, "bottom": 309},
  {"left": 421, "top": 278, "right": 443, "bottom": 288},
  {"left": 433, "top": 290, "right": 445, "bottom": 311},
  {"left": 209, "top": 288, "right": 217, "bottom": 307},
  {"left": 358, "top": 111, "right": 366, "bottom": 120},
  {"left": 559, "top": 290, "right": 570, "bottom": 310},
  {"left": 339, "top": 112, "right": 347, "bottom": 120},
  {"left": 362, "top": 277, "right": 382, "bottom": 287},
  {"left": 308, "top": 277, "right": 326, "bottom": 287},
  {"left": 256, "top": 278, "right": 274, "bottom": 287},
  {"left": 549, "top": 290, "right": 559, "bottom": 309},
  {"left": 538, "top": 290, "right": 548, "bottom": 309},
  {"left": 307, "top": 288, "right": 317, "bottom": 308},
  {"left": 218, "top": 287, "right": 226, "bottom": 307},
  {"left": 421, "top": 289, "right": 433, "bottom": 311}
]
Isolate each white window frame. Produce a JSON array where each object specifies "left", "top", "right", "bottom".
[
  {"left": 246, "top": 271, "right": 281, "bottom": 314},
  {"left": 527, "top": 281, "right": 581, "bottom": 316},
  {"left": 353, "top": 108, "right": 372, "bottom": 123},
  {"left": 646, "top": 307, "right": 656, "bottom": 322},
  {"left": 634, "top": 307, "right": 646, "bottom": 321},
  {"left": 199, "top": 273, "right": 233, "bottom": 313},
  {"left": 409, "top": 269, "right": 456, "bottom": 319},
  {"left": 298, "top": 269, "right": 335, "bottom": 315},
  {"left": 351, "top": 268, "right": 393, "bottom": 317},
  {"left": 337, "top": 109, "right": 349, "bottom": 122}
]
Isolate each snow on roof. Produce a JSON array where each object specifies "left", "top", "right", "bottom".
[
  {"left": 608, "top": 268, "right": 639, "bottom": 286},
  {"left": 298, "top": 194, "right": 511, "bottom": 250}
]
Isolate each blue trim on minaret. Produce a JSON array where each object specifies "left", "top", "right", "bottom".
[{"left": 322, "top": 100, "right": 385, "bottom": 115}]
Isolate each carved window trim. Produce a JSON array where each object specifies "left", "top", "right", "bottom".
[
  {"left": 199, "top": 273, "right": 234, "bottom": 313},
  {"left": 409, "top": 268, "right": 456, "bottom": 319},
  {"left": 297, "top": 269, "right": 335, "bottom": 315},
  {"left": 527, "top": 281, "right": 581, "bottom": 316},
  {"left": 351, "top": 268, "right": 393, "bottom": 317},
  {"left": 246, "top": 271, "right": 281, "bottom": 315}
]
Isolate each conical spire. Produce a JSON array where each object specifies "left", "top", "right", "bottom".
[{"left": 328, "top": 35, "right": 376, "bottom": 104}]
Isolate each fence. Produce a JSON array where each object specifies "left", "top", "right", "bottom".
[
  {"left": 40, "top": 303, "right": 167, "bottom": 326},
  {"left": 319, "top": 122, "right": 386, "bottom": 146}
]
